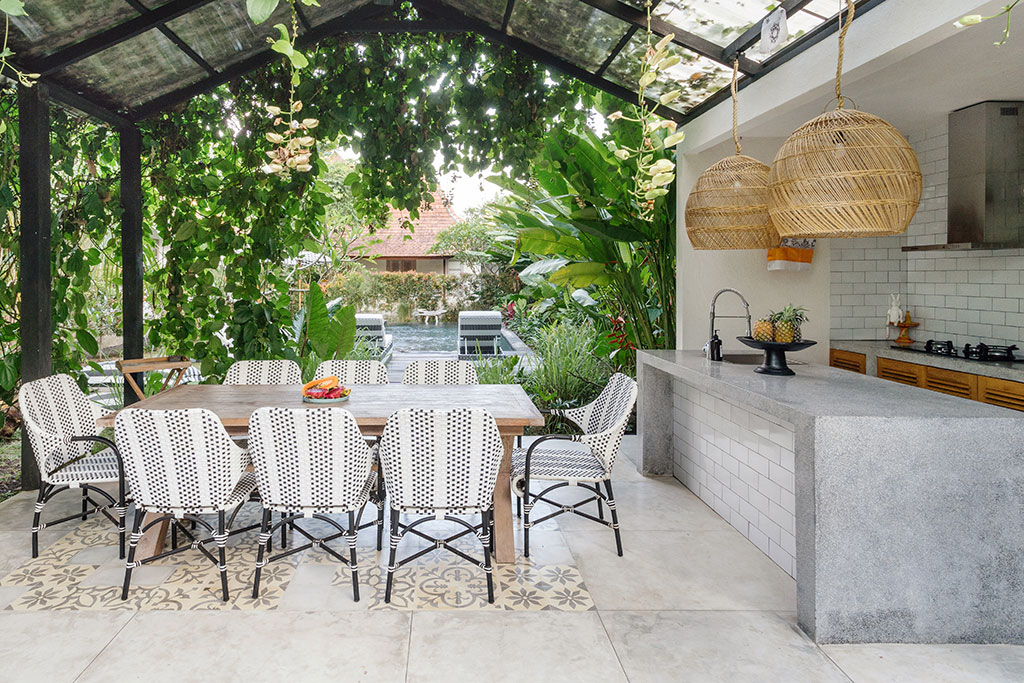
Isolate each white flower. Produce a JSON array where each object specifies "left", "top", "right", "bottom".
[
  {"left": 608, "top": 111, "right": 624, "bottom": 121},
  {"left": 301, "top": 118, "right": 319, "bottom": 129},
  {"left": 614, "top": 149, "right": 630, "bottom": 160},
  {"left": 648, "top": 159, "right": 675, "bottom": 175},
  {"left": 266, "top": 105, "right": 282, "bottom": 116},
  {"left": 659, "top": 89, "right": 681, "bottom": 105},
  {"left": 295, "top": 164, "right": 313, "bottom": 172},
  {"left": 955, "top": 14, "right": 983, "bottom": 28},
  {"left": 655, "top": 33, "right": 675, "bottom": 51},
  {"left": 651, "top": 172, "right": 675, "bottom": 186},
  {"left": 639, "top": 72, "right": 657, "bottom": 88},
  {"left": 660, "top": 55, "right": 681, "bottom": 69},
  {"left": 664, "top": 131, "right": 686, "bottom": 147},
  {"left": 645, "top": 188, "right": 669, "bottom": 199},
  {"left": 661, "top": 120, "right": 678, "bottom": 132},
  {"left": 265, "top": 132, "right": 284, "bottom": 144}
]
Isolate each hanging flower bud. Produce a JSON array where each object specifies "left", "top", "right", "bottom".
[
  {"left": 651, "top": 172, "right": 675, "bottom": 186},
  {"left": 660, "top": 55, "right": 681, "bottom": 69},
  {"left": 955, "top": 14, "right": 983, "bottom": 27},
  {"left": 608, "top": 111, "right": 624, "bottom": 121},
  {"left": 655, "top": 33, "right": 675, "bottom": 51},
  {"left": 301, "top": 118, "right": 319, "bottom": 129},
  {"left": 266, "top": 105, "right": 282, "bottom": 116},
  {"left": 659, "top": 89, "right": 682, "bottom": 105},
  {"left": 645, "top": 188, "right": 669, "bottom": 199},
  {"left": 614, "top": 149, "right": 630, "bottom": 160},
  {"left": 648, "top": 159, "right": 675, "bottom": 175},
  {"left": 661, "top": 120, "right": 678, "bottom": 132},
  {"left": 292, "top": 100, "right": 303, "bottom": 113},
  {"left": 639, "top": 71, "right": 657, "bottom": 88},
  {"left": 664, "top": 131, "right": 686, "bottom": 147},
  {"left": 295, "top": 164, "right": 313, "bottom": 172},
  {"left": 265, "top": 132, "right": 284, "bottom": 144}
]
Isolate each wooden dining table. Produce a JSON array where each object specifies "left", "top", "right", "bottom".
[{"left": 96, "top": 383, "right": 545, "bottom": 564}]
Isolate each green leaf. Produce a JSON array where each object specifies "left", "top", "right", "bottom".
[
  {"left": 549, "top": 262, "right": 612, "bottom": 288},
  {"left": 246, "top": 0, "right": 279, "bottom": 24},
  {"left": 0, "top": 0, "right": 27, "bottom": 16},
  {"left": 75, "top": 329, "right": 99, "bottom": 357},
  {"left": 288, "top": 50, "right": 308, "bottom": 70}
]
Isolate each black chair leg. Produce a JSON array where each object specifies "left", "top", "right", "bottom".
[
  {"left": 604, "top": 479, "right": 623, "bottom": 557},
  {"left": 217, "top": 510, "right": 229, "bottom": 602},
  {"left": 596, "top": 484, "right": 604, "bottom": 521},
  {"left": 516, "top": 495, "right": 521, "bottom": 519},
  {"left": 122, "top": 512, "right": 143, "bottom": 600},
  {"left": 253, "top": 509, "right": 271, "bottom": 599},
  {"left": 31, "top": 486, "right": 46, "bottom": 558},
  {"left": 280, "top": 511, "right": 287, "bottom": 548},
  {"left": 482, "top": 510, "right": 494, "bottom": 604},
  {"left": 384, "top": 510, "right": 400, "bottom": 604},
  {"left": 348, "top": 510, "right": 360, "bottom": 602},
  {"left": 376, "top": 466, "right": 386, "bottom": 552},
  {"left": 523, "top": 482, "right": 531, "bottom": 559},
  {"left": 81, "top": 488, "right": 88, "bottom": 521}
]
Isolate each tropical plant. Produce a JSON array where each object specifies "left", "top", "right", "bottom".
[
  {"left": 474, "top": 354, "right": 523, "bottom": 385},
  {"left": 428, "top": 203, "right": 507, "bottom": 266},
  {"left": 0, "top": 0, "right": 37, "bottom": 136},
  {"left": 289, "top": 282, "right": 356, "bottom": 380},
  {"left": 493, "top": 120, "right": 676, "bottom": 352},
  {"left": 524, "top": 320, "right": 614, "bottom": 416}
]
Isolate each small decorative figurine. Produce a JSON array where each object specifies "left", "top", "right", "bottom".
[
  {"left": 891, "top": 311, "right": 919, "bottom": 346},
  {"left": 887, "top": 293, "right": 904, "bottom": 326}
]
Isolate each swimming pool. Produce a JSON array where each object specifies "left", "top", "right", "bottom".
[{"left": 389, "top": 324, "right": 512, "bottom": 353}]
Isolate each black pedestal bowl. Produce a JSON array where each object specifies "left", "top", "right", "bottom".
[{"left": 736, "top": 337, "right": 817, "bottom": 376}]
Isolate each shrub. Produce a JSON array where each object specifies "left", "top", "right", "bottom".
[{"left": 524, "top": 320, "right": 613, "bottom": 414}]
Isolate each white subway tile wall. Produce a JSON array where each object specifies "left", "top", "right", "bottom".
[
  {"left": 671, "top": 379, "right": 796, "bottom": 576},
  {"left": 829, "top": 118, "right": 1024, "bottom": 347}
]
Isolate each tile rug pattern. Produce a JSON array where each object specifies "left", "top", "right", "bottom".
[{"left": 0, "top": 505, "right": 595, "bottom": 612}]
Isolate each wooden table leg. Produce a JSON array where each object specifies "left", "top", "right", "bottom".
[
  {"left": 493, "top": 434, "right": 516, "bottom": 564},
  {"left": 135, "top": 512, "right": 170, "bottom": 560}
]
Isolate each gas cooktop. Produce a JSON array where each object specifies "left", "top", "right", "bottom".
[{"left": 895, "top": 339, "right": 1024, "bottom": 363}]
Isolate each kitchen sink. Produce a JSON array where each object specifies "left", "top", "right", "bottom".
[{"left": 719, "top": 353, "right": 763, "bottom": 365}]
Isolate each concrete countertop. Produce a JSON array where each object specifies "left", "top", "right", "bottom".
[
  {"left": 831, "top": 339, "right": 1024, "bottom": 381},
  {"left": 638, "top": 349, "right": 1021, "bottom": 423}
]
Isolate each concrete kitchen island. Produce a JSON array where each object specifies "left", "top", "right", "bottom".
[{"left": 638, "top": 349, "right": 1024, "bottom": 644}]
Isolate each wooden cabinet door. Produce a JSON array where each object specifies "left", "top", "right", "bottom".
[
  {"left": 829, "top": 348, "right": 866, "bottom": 374},
  {"left": 978, "top": 376, "right": 1024, "bottom": 412},
  {"left": 923, "top": 366, "right": 977, "bottom": 400},
  {"left": 877, "top": 357, "right": 925, "bottom": 387}
]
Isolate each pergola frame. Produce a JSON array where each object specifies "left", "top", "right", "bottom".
[{"left": 11, "top": 0, "right": 885, "bottom": 488}]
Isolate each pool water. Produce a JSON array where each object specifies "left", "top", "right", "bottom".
[{"left": 389, "top": 324, "right": 511, "bottom": 353}]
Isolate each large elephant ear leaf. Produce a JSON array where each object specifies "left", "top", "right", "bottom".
[
  {"left": 549, "top": 262, "right": 612, "bottom": 288},
  {"left": 246, "top": 0, "right": 279, "bottom": 24}
]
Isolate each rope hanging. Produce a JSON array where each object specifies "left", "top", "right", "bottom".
[
  {"left": 766, "top": 0, "right": 922, "bottom": 239},
  {"left": 684, "top": 57, "right": 779, "bottom": 250}
]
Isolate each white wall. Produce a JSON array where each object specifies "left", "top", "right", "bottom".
[{"left": 676, "top": 137, "right": 832, "bottom": 363}]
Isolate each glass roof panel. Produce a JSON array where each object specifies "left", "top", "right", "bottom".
[
  {"left": 303, "top": 0, "right": 374, "bottom": 24},
  {"left": 653, "top": 0, "right": 771, "bottom": 48},
  {"left": 8, "top": 0, "right": 139, "bottom": 60},
  {"left": 606, "top": 33, "right": 732, "bottom": 113},
  {"left": 53, "top": 28, "right": 206, "bottom": 110},
  {"left": 447, "top": 0, "right": 507, "bottom": 29},
  {"left": 165, "top": 0, "right": 293, "bottom": 71},
  {"left": 507, "top": 0, "right": 632, "bottom": 72},
  {"left": 747, "top": 0, "right": 844, "bottom": 60}
]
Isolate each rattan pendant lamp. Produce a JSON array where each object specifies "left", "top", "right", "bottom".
[
  {"left": 686, "top": 61, "right": 780, "bottom": 250},
  {"left": 768, "top": 0, "right": 922, "bottom": 238}
]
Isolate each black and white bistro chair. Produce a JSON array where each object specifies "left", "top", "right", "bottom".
[
  {"left": 223, "top": 359, "right": 302, "bottom": 385},
  {"left": 314, "top": 359, "right": 389, "bottom": 385},
  {"left": 247, "top": 407, "right": 376, "bottom": 601},
  {"left": 513, "top": 373, "right": 638, "bottom": 557},
  {"left": 378, "top": 408, "right": 504, "bottom": 604},
  {"left": 19, "top": 374, "right": 129, "bottom": 559},
  {"left": 401, "top": 359, "right": 478, "bottom": 385},
  {"left": 115, "top": 408, "right": 259, "bottom": 601}
]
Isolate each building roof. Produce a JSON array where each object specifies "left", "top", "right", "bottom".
[
  {"left": 3, "top": 1, "right": 887, "bottom": 128},
  {"left": 358, "top": 190, "right": 461, "bottom": 259}
]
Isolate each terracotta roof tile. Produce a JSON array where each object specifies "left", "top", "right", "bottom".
[{"left": 357, "top": 190, "right": 461, "bottom": 259}]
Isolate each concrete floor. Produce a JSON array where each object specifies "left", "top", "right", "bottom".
[{"left": 0, "top": 437, "right": 1022, "bottom": 682}]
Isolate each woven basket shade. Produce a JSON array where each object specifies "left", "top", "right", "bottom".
[
  {"left": 686, "top": 154, "right": 780, "bottom": 250},
  {"left": 768, "top": 108, "right": 922, "bottom": 238}
]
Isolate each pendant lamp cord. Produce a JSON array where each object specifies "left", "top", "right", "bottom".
[
  {"left": 836, "top": 0, "right": 855, "bottom": 109},
  {"left": 731, "top": 59, "right": 741, "bottom": 154}
]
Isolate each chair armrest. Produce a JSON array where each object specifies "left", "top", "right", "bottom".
[
  {"left": 522, "top": 434, "right": 578, "bottom": 484},
  {"left": 50, "top": 435, "right": 126, "bottom": 484}
]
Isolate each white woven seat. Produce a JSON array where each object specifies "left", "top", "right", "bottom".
[
  {"left": 19, "top": 373, "right": 129, "bottom": 559},
  {"left": 511, "top": 447, "right": 606, "bottom": 492},
  {"left": 314, "top": 359, "right": 389, "bottom": 385},
  {"left": 115, "top": 407, "right": 260, "bottom": 602},
  {"left": 223, "top": 359, "right": 301, "bottom": 385},
  {"left": 378, "top": 407, "right": 503, "bottom": 604},
  {"left": 517, "top": 373, "right": 638, "bottom": 558},
  {"left": 401, "top": 359, "right": 478, "bottom": 385},
  {"left": 47, "top": 448, "right": 124, "bottom": 485},
  {"left": 247, "top": 406, "right": 378, "bottom": 601}
]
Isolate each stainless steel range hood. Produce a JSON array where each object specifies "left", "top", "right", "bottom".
[{"left": 904, "top": 101, "right": 1024, "bottom": 252}]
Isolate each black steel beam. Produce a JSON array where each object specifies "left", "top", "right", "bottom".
[
  {"left": 120, "top": 126, "right": 145, "bottom": 404},
  {"left": 417, "top": 0, "right": 682, "bottom": 121},
  {"left": 597, "top": 0, "right": 663, "bottom": 79},
  {"left": 576, "top": 0, "right": 761, "bottom": 74},
  {"left": 501, "top": 0, "right": 515, "bottom": 33},
  {"left": 722, "top": 0, "right": 815, "bottom": 61},
  {"left": 329, "top": 18, "right": 480, "bottom": 33},
  {"left": 678, "top": 0, "right": 888, "bottom": 125},
  {"left": 123, "top": 0, "right": 217, "bottom": 76},
  {"left": 0, "top": 63, "right": 132, "bottom": 128},
  {"left": 18, "top": 83, "right": 52, "bottom": 490},
  {"left": 31, "top": 0, "right": 217, "bottom": 76},
  {"left": 128, "top": 2, "right": 394, "bottom": 119}
]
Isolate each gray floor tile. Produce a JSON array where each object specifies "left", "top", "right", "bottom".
[
  {"left": 602, "top": 610, "right": 851, "bottom": 683},
  {"left": 407, "top": 611, "right": 627, "bottom": 683},
  {"left": 0, "top": 611, "right": 134, "bottom": 683},
  {"left": 75, "top": 610, "right": 410, "bottom": 682},
  {"left": 823, "top": 643, "right": 1024, "bottom": 683},
  {"left": 277, "top": 563, "right": 370, "bottom": 611},
  {"left": 79, "top": 563, "right": 175, "bottom": 587},
  {"left": 565, "top": 529, "right": 795, "bottom": 611}
]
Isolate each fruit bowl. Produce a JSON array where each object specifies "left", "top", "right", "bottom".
[
  {"left": 737, "top": 337, "right": 817, "bottom": 376},
  {"left": 301, "top": 376, "right": 351, "bottom": 403}
]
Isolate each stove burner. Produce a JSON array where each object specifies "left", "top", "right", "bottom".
[
  {"left": 963, "top": 343, "right": 1018, "bottom": 362},
  {"left": 924, "top": 339, "right": 957, "bottom": 356}
]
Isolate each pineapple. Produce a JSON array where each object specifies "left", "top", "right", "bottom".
[
  {"left": 774, "top": 305, "right": 808, "bottom": 343},
  {"left": 753, "top": 314, "right": 776, "bottom": 342}
]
